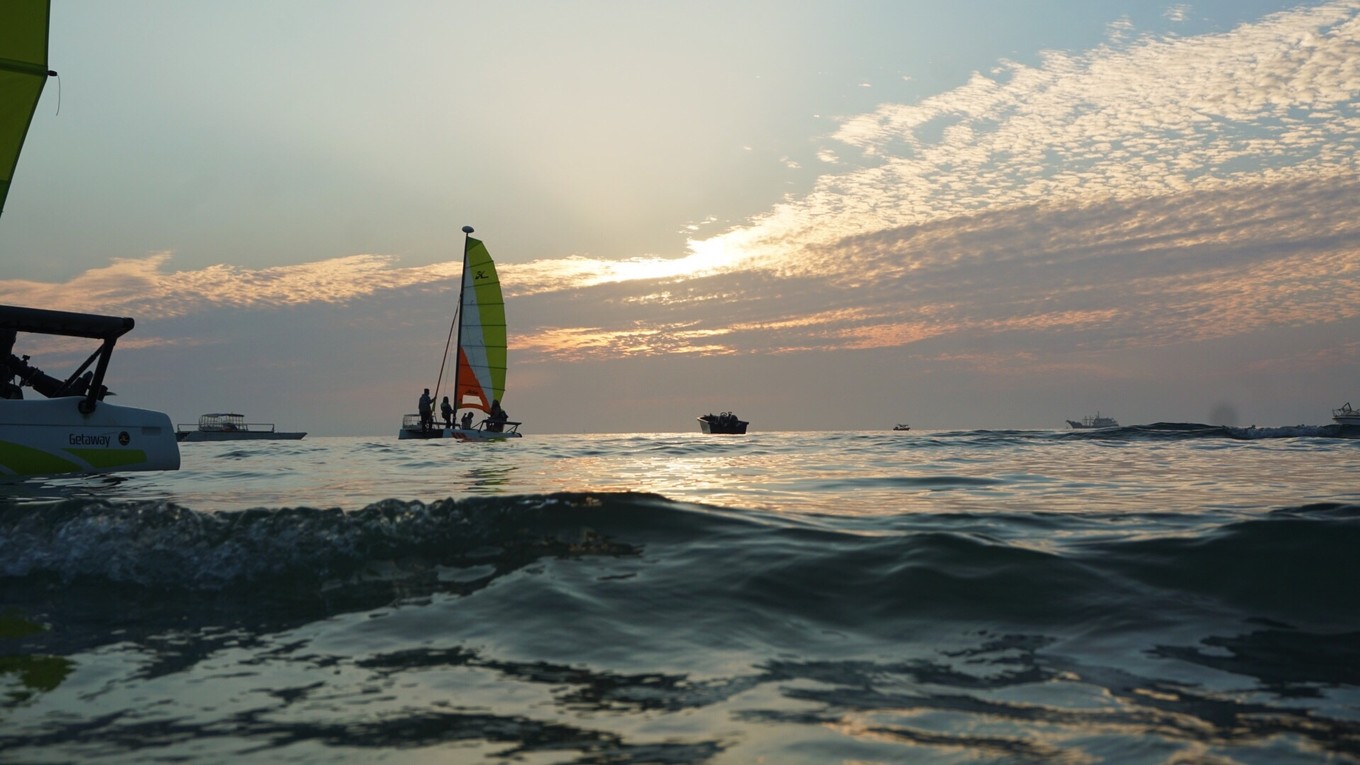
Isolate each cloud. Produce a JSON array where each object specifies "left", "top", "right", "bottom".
[
  {"left": 0, "top": 251, "right": 461, "bottom": 318},
  {"left": 4, "top": 2, "right": 1358, "bottom": 382},
  {"left": 687, "top": 0, "right": 1360, "bottom": 271}
]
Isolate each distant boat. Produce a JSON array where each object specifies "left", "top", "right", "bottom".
[
  {"left": 177, "top": 413, "right": 305, "bottom": 442},
  {"left": 1334, "top": 402, "right": 1360, "bottom": 426},
  {"left": 1067, "top": 413, "right": 1119, "bottom": 429},
  {"left": 893, "top": 424, "right": 911, "bottom": 431},
  {"left": 698, "top": 412, "right": 748, "bottom": 434},
  {"left": 399, "top": 227, "right": 522, "bottom": 441}
]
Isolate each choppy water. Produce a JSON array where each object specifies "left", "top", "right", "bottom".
[{"left": 2, "top": 424, "right": 1358, "bottom": 763}]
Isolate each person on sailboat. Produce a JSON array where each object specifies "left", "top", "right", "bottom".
[
  {"left": 418, "top": 388, "right": 433, "bottom": 431},
  {"left": 461, "top": 411, "right": 475, "bottom": 430},
  {"left": 488, "top": 399, "right": 507, "bottom": 432},
  {"left": 440, "top": 396, "right": 454, "bottom": 427}
]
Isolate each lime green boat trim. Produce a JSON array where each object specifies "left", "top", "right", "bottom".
[
  {"left": 0, "top": 440, "right": 82, "bottom": 475},
  {"left": 64, "top": 448, "right": 150, "bottom": 469}
]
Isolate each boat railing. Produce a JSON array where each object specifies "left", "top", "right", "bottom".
[
  {"left": 400, "top": 413, "right": 522, "bottom": 434},
  {"left": 178, "top": 421, "right": 278, "bottom": 433},
  {"left": 478, "top": 419, "right": 521, "bottom": 434}
]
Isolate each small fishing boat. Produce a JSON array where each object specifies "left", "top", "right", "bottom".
[
  {"left": 1334, "top": 402, "right": 1360, "bottom": 426},
  {"left": 698, "top": 412, "right": 748, "bottom": 434},
  {"left": 1067, "top": 413, "right": 1119, "bottom": 429},
  {"left": 176, "top": 413, "right": 305, "bottom": 442},
  {"left": 398, "top": 227, "right": 523, "bottom": 441},
  {"left": 893, "top": 424, "right": 911, "bottom": 431}
]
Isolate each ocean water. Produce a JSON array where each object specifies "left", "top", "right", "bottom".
[{"left": 1, "top": 424, "right": 1358, "bottom": 764}]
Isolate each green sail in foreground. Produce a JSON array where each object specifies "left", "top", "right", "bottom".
[{"left": 0, "top": 0, "right": 51, "bottom": 216}]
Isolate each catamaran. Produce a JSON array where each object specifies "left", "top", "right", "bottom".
[
  {"left": 398, "top": 226, "right": 522, "bottom": 441},
  {"left": 1, "top": 1, "right": 179, "bottom": 476}
]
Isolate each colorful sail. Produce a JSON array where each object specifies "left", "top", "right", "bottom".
[
  {"left": 452, "top": 236, "right": 507, "bottom": 412},
  {"left": 0, "top": 0, "right": 52, "bottom": 217}
]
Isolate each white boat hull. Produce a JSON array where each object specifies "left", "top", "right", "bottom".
[
  {"left": 453, "top": 427, "right": 521, "bottom": 441},
  {"left": 398, "top": 411, "right": 521, "bottom": 441},
  {"left": 0, "top": 397, "right": 181, "bottom": 476},
  {"left": 179, "top": 431, "right": 306, "bottom": 442},
  {"left": 397, "top": 424, "right": 522, "bottom": 441}
]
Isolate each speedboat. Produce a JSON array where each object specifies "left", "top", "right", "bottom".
[
  {"left": 1, "top": 306, "right": 180, "bottom": 476},
  {"left": 0, "top": 5, "right": 179, "bottom": 477},
  {"left": 1334, "top": 403, "right": 1360, "bottom": 426},
  {"left": 698, "top": 412, "right": 748, "bottom": 434}
]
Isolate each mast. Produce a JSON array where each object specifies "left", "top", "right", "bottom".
[
  {"left": 432, "top": 225, "right": 474, "bottom": 415},
  {"left": 450, "top": 225, "right": 474, "bottom": 419}
]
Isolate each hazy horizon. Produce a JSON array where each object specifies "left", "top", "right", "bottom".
[{"left": 2, "top": 0, "right": 1357, "bottom": 435}]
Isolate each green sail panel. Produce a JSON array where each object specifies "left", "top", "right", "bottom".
[
  {"left": 453, "top": 237, "right": 507, "bottom": 411},
  {"left": 0, "top": 0, "right": 51, "bottom": 216}
]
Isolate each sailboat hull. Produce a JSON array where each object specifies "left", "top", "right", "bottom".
[
  {"left": 397, "top": 425, "right": 456, "bottom": 440},
  {"left": 452, "top": 427, "right": 521, "bottom": 441},
  {"left": 397, "top": 415, "right": 522, "bottom": 441},
  {"left": 0, "top": 397, "right": 181, "bottom": 476}
]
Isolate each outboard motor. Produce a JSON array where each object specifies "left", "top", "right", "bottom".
[{"left": 2, "top": 353, "right": 98, "bottom": 399}]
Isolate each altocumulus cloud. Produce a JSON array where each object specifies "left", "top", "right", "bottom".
[{"left": 2, "top": 2, "right": 1357, "bottom": 369}]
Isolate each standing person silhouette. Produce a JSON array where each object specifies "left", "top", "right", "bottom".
[
  {"left": 418, "top": 388, "right": 433, "bottom": 432},
  {"left": 440, "top": 396, "right": 454, "bottom": 427}
]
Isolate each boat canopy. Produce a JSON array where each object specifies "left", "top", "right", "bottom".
[{"left": 0, "top": 304, "right": 135, "bottom": 341}]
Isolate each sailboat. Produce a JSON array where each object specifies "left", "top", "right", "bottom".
[
  {"left": 398, "top": 226, "right": 522, "bottom": 441},
  {"left": 0, "top": 0, "right": 180, "bottom": 476}
]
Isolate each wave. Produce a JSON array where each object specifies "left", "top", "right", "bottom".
[
  {"left": 2, "top": 493, "right": 1356, "bottom": 633},
  {"left": 908, "top": 423, "right": 1357, "bottom": 442},
  {"left": 1055, "top": 419, "right": 1354, "bottom": 438}
]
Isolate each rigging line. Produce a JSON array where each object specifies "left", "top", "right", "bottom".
[{"left": 432, "top": 301, "right": 459, "bottom": 403}]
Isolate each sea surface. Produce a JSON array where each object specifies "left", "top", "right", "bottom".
[{"left": 2, "top": 424, "right": 1358, "bottom": 764}]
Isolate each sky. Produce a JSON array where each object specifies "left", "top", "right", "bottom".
[{"left": 1, "top": 0, "right": 1358, "bottom": 435}]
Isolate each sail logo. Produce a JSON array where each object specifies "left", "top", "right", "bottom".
[
  {"left": 68, "top": 433, "right": 112, "bottom": 448},
  {"left": 474, "top": 269, "right": 489, "bottom": 281}
]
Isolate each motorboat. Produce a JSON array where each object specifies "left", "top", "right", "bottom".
[
  {"left": 0, "top": 4, "right": 179, "bottom": 477},
  {"left": 176, "top": 413, "right": 305, "bottom": 441},
  {"left": 698, "top": 412, "right": 748, "bottom": 434},
  {"left": 1067, "top": 413, "right": 1119, "bottom": 429},
  {"left": 1, "top": 306, "right": 180, "bottom": 475}
]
